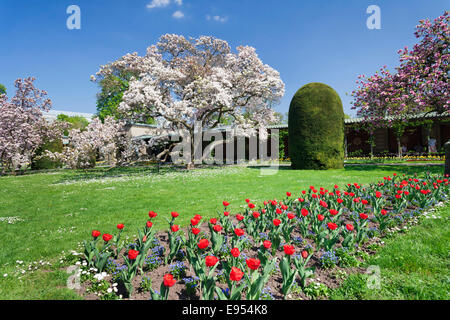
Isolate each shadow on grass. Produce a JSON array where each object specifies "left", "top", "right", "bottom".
[
  {"left": 55, "top": 164, "right": 186, "bottom": 184},
  {"left": 54, "top": 163, "right": 234, "bottom": 184}
]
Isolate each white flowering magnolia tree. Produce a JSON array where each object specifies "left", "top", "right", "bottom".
[
  {"left": 47, "top": 117, "right": 143, "bottom": 169},
  {"left": 0, "top": 78, "right": 62, "bottom": 174},
  {"left": 92, "top": 34, "right": 285, "bottom": 166}
]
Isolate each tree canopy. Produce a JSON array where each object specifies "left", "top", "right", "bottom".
[{"left": 351, "top": 11, "right": 449, "bottom": 127}]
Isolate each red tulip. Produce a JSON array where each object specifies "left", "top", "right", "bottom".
[
  {"left": 346, "top": 224, "right": 354, "bottom": 231},
  {"left": 171, "top": 225, "right": 179, "bottom": 232},
  {"left": 287, "top": 213, "right": 295, "bottom": 220},
  {"left": 231, "top": 247, "right": 240, "bottom": 257},
  {"left": 273, "top": 218, "right": 281, "bottom": 226},
  {"left": 191, "top": 218, "right": 199, "bottom": 226},
  {"left": 329, "top": 209, "right": 338, "bottom": 216},
  {"left": 230, "top": 267, "right": 244, "bottom": 281},
  {"left": 205, "top": 256, "right": 219, "bottom": 267},
  {"left": 146, "top": 221, "right": 153, "bottom": 228},
  {"left": 301, "top": 250, "right": 308, "bottom": 259},
  {"left": 191, "top": 227, "right": 200, "bottom": 235},
  {"left": 213, "top": 225, "right": 222, "bottom": 232},
  {"left": 327, "top": 222, "right": 338, "bottom": 230},
  {"left": 163, "top": 274, "right": 176, "bottom": 287},
  {"left": 198, "top": 239, "right": 209, "bottom": 249},
  {"left": 246, "top": 258, "right": 261, "bottom": 270},
  {"left": 317, "top": 214, "right": 325, "bottom": 221},
  {"left": 319, "top": 200, "right": 328, "bottom": 208},
  {"left": 301, "top": 208, "right": 308, "bottom": 216},
  {"left": 283, "top": 244, "right": 295, "bottom": 255},
  {"left": 210, "top": 218, "right": 217, "bottom": 225},
  {"left": 286, "top": 192, "right": 291, "bottom": 197},
  {"left": 252, "top": 211, "right": 260, "bottom": 218},
  {"left": 236, "top": 214, "right": 244, "bottom": 221},
  {"left": 171, "top": 211, "right": 179, "bottom": 218},
  {"left": 117, "top": 224, "right": 124, "bottom": 230},
  {"left": 128, "top": 249, "right": 139, "bottom": 260},
  {"left": 359, "top": 213, "right": 368, "bottom": 220},
  {"left": 223, "top": 201, "right": 230, "bottom": 207},
  {"left": 92, "top": 230, "right": 101, "bottom": 238},
  {"left": 234, "top": 228, "right": 245, "bottom": 237},
  {"left": 263, "top": 240, "right": 272, "bottom": 249},
  {"left": 148, "top": 211, "right": 157, "bottom": 218},
  {"left": 102, "top": 233, "right": 113, "bottom": 242}
]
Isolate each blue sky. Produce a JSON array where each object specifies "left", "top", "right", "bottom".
[{"left": 0, "top": 0, "right": 448, "bottom": 117}]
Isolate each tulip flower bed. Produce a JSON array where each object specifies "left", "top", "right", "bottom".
[{"left": 73, "top": 172, "right": 449, "bottom": 300}]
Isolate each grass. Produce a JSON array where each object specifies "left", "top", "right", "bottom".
[
  {"left": 0, "top": 163, "right": 446, "bottom": 299},
  {"left": 330, "top": 201, "right": 450, "bottom": 300}
]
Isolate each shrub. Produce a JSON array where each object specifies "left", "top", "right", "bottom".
[
  {"left": 288, "top": 82, "right": 344, "bottom": 169},
  {"left": 31, "top": 138, "right": 64, "bottom": 170}
]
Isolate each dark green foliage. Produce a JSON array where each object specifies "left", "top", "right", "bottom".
[
  {"left": 445, "top": 140, "right": 450, "bottom": 176},
  {"left": 95, "top": 74, "right": 155, "bottom": 124},
  {"left": 96, "top": 75, "right": 128, "bottom": 121},
  {"left": 0, "top": 84, "right": 6, "bottom": 95},
  {"left": 288, "top": 82, "right": 344, "bottom": 169},
  {"left": 31, "top": 139, "right": 63, "bottom": 170}
]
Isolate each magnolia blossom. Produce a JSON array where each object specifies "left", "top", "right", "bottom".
[
  {"left": 47, "top": 117, "right": 146, "bottom": 169},
  {"left": 351, "top": 12, "right": 449, "bottom": 126},
  {"left": 0, "top": 78, "right": 62, "bottom": 174},
  {"left": 92, "top": 34, "right": 285, "bottom": 164}
]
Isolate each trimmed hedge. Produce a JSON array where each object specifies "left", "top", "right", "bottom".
[{"left": 288, "top": 82, "right": 344, "bottom": 169}]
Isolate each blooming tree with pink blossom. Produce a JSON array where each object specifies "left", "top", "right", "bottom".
[
  {"left": 92, "top": 34, "right": 285, "bottom": 166},
  {"left": 46, "top": 116, "right": 143, "bottom": 169},
  {"left": 352, "top": 12, "right": 449, "bottom": 123},
  {"left": 0, "top": 78, "right": 62, "bottom": 174},
  {"left": 351, "top": 12, "right": 449, "bottom": 156}
]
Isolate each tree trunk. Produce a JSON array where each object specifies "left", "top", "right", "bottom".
[
  {"left": 397, "top": 137, "right": 402, "bottom": 158},
  {"left": 186, "top": 162, "right": 195, "bottom": 170}
]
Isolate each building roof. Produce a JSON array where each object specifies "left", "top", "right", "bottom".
[
  {"left": 43, "top": 110, "right": 95, "bottom": 122},
  {"left": 344, "top": 111, "right": 449, "bottom": 124},
  {"left": 268, "top": 111, "right": 449, "bottom": 128}
]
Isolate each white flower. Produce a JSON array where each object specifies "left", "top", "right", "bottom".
[
  {"left": 3, "top": 274, "right": 7, "bottom": 277},
  {"left": 107, "top": 288, "right": 113, "bottom": 293}
]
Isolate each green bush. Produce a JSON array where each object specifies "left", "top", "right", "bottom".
[
  {"left": 288, "top": 82, "right": 344, "bottom": 169},
  {"left": 31, "top": 139, "right": 63, "bottom": 170}
]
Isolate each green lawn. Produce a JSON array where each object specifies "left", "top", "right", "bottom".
[
  {"left": 330, "top": 201, "right": 450, "bottom": 300},
  {"left": 0, "top": 164, "right": 446, "bottom": 299}
]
